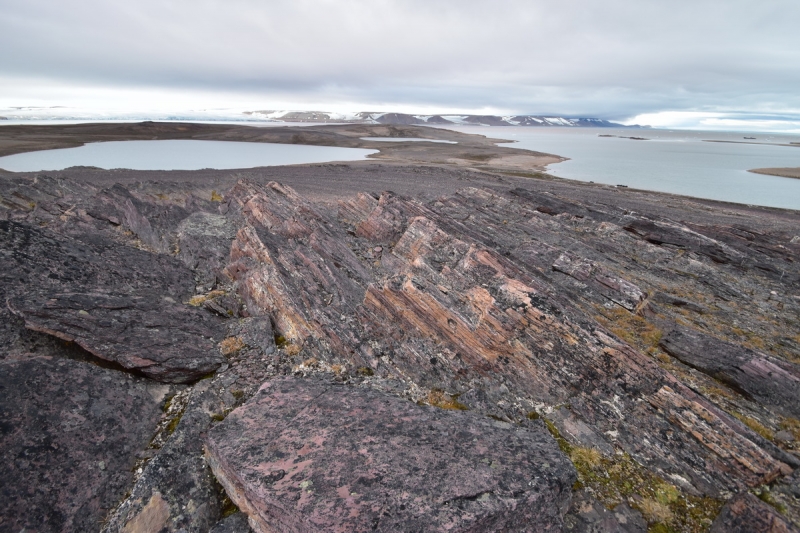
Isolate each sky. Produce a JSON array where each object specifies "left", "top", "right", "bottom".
[{"left": 2, "top": 0, "right": 800, "bottom": 131}]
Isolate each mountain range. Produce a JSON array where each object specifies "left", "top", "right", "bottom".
[{"left": 244, "top": 110, "right": 640, "bottom": 127}]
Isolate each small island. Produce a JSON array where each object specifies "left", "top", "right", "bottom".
[
  {"left": 749, "top": 167, "right": 800, "bottom": 179},
  {"left": 598, "top": 134, "right": 649, "bottom": 140}
]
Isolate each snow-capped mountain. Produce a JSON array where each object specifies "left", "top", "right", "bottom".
[
  {"left": 0, "top": 106, "right": 634, "bottom": 128},
  {"left": 244, "top": 110, "right": 630, "bottom": 127}
]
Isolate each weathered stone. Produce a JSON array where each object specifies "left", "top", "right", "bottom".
[
  {"left": 553, "top": 252, "right": 645, "bottom": 310},
  {"left": 0, "top": 219, "right": 199, "bottom": 365},
  {"left": 176, "top": 211, "right": 240, "bottom": 289},
  {"left": 709, "top": 492, "right": 798, "bottom": 533},
  {"left": 8, "top": 291, "right": 226, "bottom": 383},
  {"left": 623, "top": 217, "right": 740, "bottom": 264},
  {"left": 660, "top": 326, "right": 800, "bottom": 418},
  {"left": 206, "top": 377, "right": 576, "bottom": 533},
  {"left": 103, "top": 375, "right": 242, "bottom": 533},
  {"left": 3, "top": 149, "right": 800, "bottom": 532},
  {"left": 0, "top": 356, "right": 168, "bottom": 533},
  {"left": 770, "top": 469, "right": 800, "bottom": 528},
  {"left": 651, "top": 291, "right": 708, "bottom": 314},
  {"left": 548, "top": 406, "right": 615, "bottom": 456},
  {"left": 563, "top": 491, "right": 646, "bottom": 533},
  {"left": 209, "top": 512, "right": 254, "bottom": 533}
]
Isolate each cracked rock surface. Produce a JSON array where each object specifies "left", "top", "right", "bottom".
[
  {"left": 206, "top": 377, "right": 575, "bottom": 533},
  {"left": 0, "top": 356, "right": 168, "bottom": 533}
]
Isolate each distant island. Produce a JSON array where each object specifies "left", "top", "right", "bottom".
[
  {"left": 598, "top": 134, "right": 649, "bottom": 140},
  {"left": 749, "top": 167, "right": 800, "bottom": 179}
]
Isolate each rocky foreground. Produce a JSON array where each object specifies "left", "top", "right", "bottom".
[{"left": 1, "top": 162, "right": 799, "bottom": 532}]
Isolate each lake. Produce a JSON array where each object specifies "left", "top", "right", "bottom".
[
  {"left": 0, "top": 139, "right": 378, "bottom": 172},
  {"left": 439, "top": 126, "right": 800, "bottom": 210}
]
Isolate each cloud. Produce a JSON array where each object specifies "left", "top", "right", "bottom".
[{"left": 1, "top": 0, "right": 799, "bottom": 125}]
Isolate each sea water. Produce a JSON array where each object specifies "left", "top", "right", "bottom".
[
  {"left": 439, "top": 126, "right": 800, "bottom": 210},
  {"left": 0, "top": 139, "right": 378, "bottom": 172}
]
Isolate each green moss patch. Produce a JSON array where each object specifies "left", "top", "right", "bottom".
[{"left": 544, "top": 417, "right": 722, "bottom": 532}]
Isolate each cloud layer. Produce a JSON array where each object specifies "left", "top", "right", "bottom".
[{"left": 2, "top": 0, "right": 799, "bottom": 124}]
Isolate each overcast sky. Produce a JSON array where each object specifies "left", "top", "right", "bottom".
[{"left": 2, "top": 0, "right": 799, "bottom": 129}]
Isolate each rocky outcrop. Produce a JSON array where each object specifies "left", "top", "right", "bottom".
[
  {"left": 553, "top": 252, "right": 645, "bottom": 310},
  {"left": 103, "top": 375, "right": 243, "bottom": 533},
  {"left": 2, "top": 160, "right": 799, "bottom": 532},
  {"left": 623, "top": 218, "right": 740, "bottom": 264},
  {"left": 210, "top": 512, "right": 253, "bottom": 533},
  {"left": 660, "top": 326, "right": 800, "bottom": 418},
  {"left": 224, "top": 181, "right": 795, "bottom": 500},
  {"left": 8, "top": 291, "right": 227, "bottom": 383},
  {"left": 0, "top": 356, "right": 168, "bottom": 533},
  {"left": 563, "top": 491, "right": 646, "bottom": 533},
  {"left": 206, "top": 377, "right": 576, "bottom": 533},
  {"left": 709, "top": 492, "right": 799, "bottom": 533},
  {"left": 0, "top": 220, "right": 226, "bottom": 382}
]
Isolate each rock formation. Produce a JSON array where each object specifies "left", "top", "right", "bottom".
[{"left": 1, "top": 161, "right": 798, "bottom": 532}]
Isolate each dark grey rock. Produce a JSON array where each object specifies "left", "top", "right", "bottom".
[
  {"left": 8, "top": 291, "right": 227, "bottom": 383},
  {"left": 0, "top": 356, "right": 168, "bottom": 533},
  {"left": 553, "top": 252, "right": 645, "bottom": 311},
  {"left": 209, "top": 512, "right": 253, "bottom": 533},
  {"left": 563, "top": 491, "right": 646, "bottom": 533},
  {"left": 548, "top": 406, "right": 615, "bottom": 456},
  {"left": 652, "top": 291, "right": 708, "bottom": 314},
  {"left": 237, "top": 316, "right": 276, "bottom": 356},
  {"left": 102, "top": 375, "right": 242, "bottom": 533},
  {"left": 710, "top": 492, "right": 798, "bottom": 533},
  {"left": 660, "top": 326, "right": 800, "bottom": 418},
  {"left": 623, "top": 217, "right": 739, "bottom": 264}
]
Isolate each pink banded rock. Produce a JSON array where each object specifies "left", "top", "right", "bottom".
[{"left": 205, "top": 377, "right": 575, "bottom": 533}]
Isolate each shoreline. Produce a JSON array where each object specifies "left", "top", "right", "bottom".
[
  {"left": 2, "top": 121, "right": 798, "bottom": 213},
  {"left": 0, "top": 121, "right": 565, "bottom": 175}
]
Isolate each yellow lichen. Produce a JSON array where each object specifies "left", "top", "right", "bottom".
[
  {"left": 594, "top": 306, "right": 663, "bottom": 354},
  {"left": 732, "top": 412, "right": 774, "bottom": 441},
  {"left": 543, "top": 417, "right": 722, "bottom": 532},
  {"left": 639, "top": 498, "right": 674, "bottom": 524},
  {"left": 219, "top": 336, "right": 246, "bottom": 356},
  {"left": 426, "top": 389, "right": 469, "bottom": 411},
  {"left": 188, "top": 290, "right": 225, "bottom": 307}
]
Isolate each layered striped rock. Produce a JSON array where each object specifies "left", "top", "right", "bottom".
[{"left": 223, "top": 181, "right": 796, "bottom": 499}]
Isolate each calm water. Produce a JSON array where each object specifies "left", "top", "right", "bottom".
[
  {"left": 440, "top": 126, "right": 800, "bottom": 210},
  {"left": 0, "top": 139, "right": 378, "bottom": 172}
]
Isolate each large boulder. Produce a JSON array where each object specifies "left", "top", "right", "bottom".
[
  {"left": 660, "top": 326, "right": 800, "bottom": 418},
  {"left": 0, "top": 356, "right": 168, "bottom": 533},
  {"left": 205, "top": 377, "right": 575, "bottom": 533},
  {"left": 8, "top": 291, "right": 227, "bottom": 383}
]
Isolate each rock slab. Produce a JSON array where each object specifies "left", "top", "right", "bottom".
[
  {"left": 0, "top": 356, "right": 167, "bottom": 533},
  {"left": 205, "top": 377, "right": 575, "bottom": 533},
  {"left": 709, "top": 492, "right": 799, "bottom": 533},
  {"left": 8, "top": 291, "right": 227, "bottom": 383},
  {"left": 660, "top": 326, "right": 800, "bottom": 418}
]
